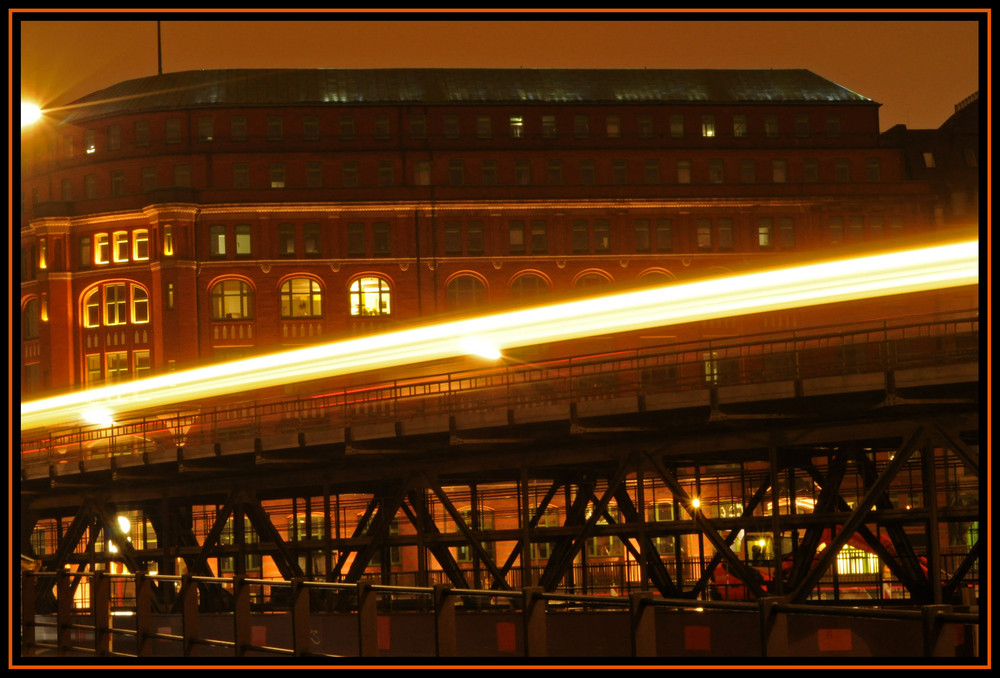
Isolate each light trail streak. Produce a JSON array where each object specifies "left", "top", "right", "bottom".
[{"left": 20, "top": 239, "right": 978, "bottom": 432}]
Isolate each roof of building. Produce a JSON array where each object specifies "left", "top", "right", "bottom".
[{"left": 60, "top": 68, "right": 875, "bottom": 123}]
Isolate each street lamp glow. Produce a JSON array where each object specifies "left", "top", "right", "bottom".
[{"left": 21, "top": 101, "right": 43, "bottom": 127}]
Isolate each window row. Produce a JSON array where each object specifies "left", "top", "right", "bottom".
[
  {"left": 78, "top": 229, "right": 150, "bottom": 266},
  {"left": 62, "top": 111, "right": 848, "bottom": 157},
  {"left": 85, "top": 349, "right": 151, "bottom": 386},
  {"left": 46, "top": 155, "right": 884, "bottom": 200},
  {"left": 82, "top": 283, "right": 150, "bottom": 328},
  {"left": 211, "top": 277, "right": 390, "bottom": 320}
]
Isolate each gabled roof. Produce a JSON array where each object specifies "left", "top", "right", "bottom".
[{"left": 61, "top": 68, "right": 875, "bottom": 123}]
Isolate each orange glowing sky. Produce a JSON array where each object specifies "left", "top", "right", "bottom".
[{"left": 15, "top": 11, "right": 985, "bottom": 132}]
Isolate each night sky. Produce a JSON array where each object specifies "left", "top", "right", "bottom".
[{"left": 16, "top": 14, "right": 984, "bottom": 132}]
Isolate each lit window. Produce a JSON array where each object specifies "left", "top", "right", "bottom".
[
  {"left": 113, "top": 231, "right": 129, "bottom": 262},
  {"left": 606, "top": 115, "right": 621, "bottom": 138},
  {"left": 446, "top": 275, "right": 487, "bottom": 311},
  {"left": 163, "top": 226, "right": 174, "bottom": 256},
  {"left": 86, "top": 354, "right": 103, "bottom": 386},
  {"left": 270, "top": 163, "right": 286, "bottom": 188},
  {"left": 106, "top": 352, "right": 129, "bottom": 384},
  {"left": 84, "top": 129, "right": 96, "bottom": 154},
  {"left": 922, "top": 152, "right": 936, "bottom": 168},
  {"left": 211, "top": 280, "right": 253, "bottom": 320},
  {"left": 95, "top": 233, "right": 110, "bottom": 264},
  {"left": 131, "top": 285, "right": 149, "bottom": 323},
  {"left": 83, "top": 289, "right": 101, "bottom": 327},
  {"left": 510, "top": 115, "right": 524, "bottom": 138},
  {"left": 134, "top": 350, "right": 151, "bottom": 378},
  {"left": 281, "top": 278, "right": 323, "bottom": 318},
  {"left": 210, "top": 225, "right": 226, "bottom": 257},
  {"left": 350, "top": 276, "right": 391, "bottom": 316},
  {"left": 133, "top": 229, "right": 149, "bottom": 261},
  {"left": 757, "top": 218, "right": 773, "bottom": 248},
  {"left": 104, "top": 283, "right": 127, "bottom": 325},
  {"left": 701, "top": 115, "right": 715, "bottom": 137},
  {"left": 38, "top": 239, "right": 47, "bottom": 270},
  {"left": 198, "top": 116, "right": 214, "bottom": 141},
  {"left": 166, "top": 283, "right": 175, "bottom": 310}
]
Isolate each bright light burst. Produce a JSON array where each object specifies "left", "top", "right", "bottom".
[
  {"left": 20, "top": 238, "right": 978, "bottom": 431},
  {"left": 21, "top": 101, "right": 43, "bottom": 127}
]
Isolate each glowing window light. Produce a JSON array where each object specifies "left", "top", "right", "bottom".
[{"left": 20, "top": 239, "right": 978, "bottom": 432}]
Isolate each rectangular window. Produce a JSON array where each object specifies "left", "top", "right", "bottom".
[
  {"left": 757, "top": 218, "right": 774, "bottom": 248},
  {"left": 795, "top": 115, "right": 810, "bottom": 137},
  {"left": 134, "top": 350, "right": 151, "bottom": 378},
  {"left": 834, "top": 158, "right": 850, "bottom": 182},
  {"left": 84, "top": 174, "right": 97, "bottom": 199},
  {"left": 174, "top": 164, "right": 191, "bottom": 188},
  {"left": 740, "top": 159, "right": 756, "bottom": 183},
  {"left": 733, "top": 114, "right": 748, "bottom": 138},
  {"left": 373, "top": 222, "right": 391, "bottom": 257},
  {"left": 547, "top": 160, "right": 563, "bottom": 185},
  {"left": 449, "top": 160, "right": 464, "bottom": 186},
  {"left": 133, "top": 229, "right": 149, "bottom": 261},
  {"left": 717, "top": 218, "right": 734, "bottom": 250},
  {"left": 701, "top": 114, "right": 716, "bottom": 138},
  {"left": 278, "top": 223, "right": 296, "bottom": 256},
  {"left": 409, "top": 114, "right": 426, "bottom": 139},
  {"left": 515, "top": 161, "right": 531, "bottom": 186},
  {"left": 106, "top": 351, "right": 128, "bottom": 383},
  {"left": 166, "top": 283, "right": 175, "bottom": 310},
  {"left": 113, "top": 231, "right": 129, "bottom": 262},
  {"left": 198, "top": 116, "right": 214, "bottom": 141},
  {"left": 378, "top": 161, "right": 393, "bottom": 187},
  {"left": 476, "top": 115, "right": 491, "bottom": 139},
  {"left": 572, "top": 220, "right": 589, "bottom": 254},
  {"left": 80, "top": 236, "right": 92, "bottom": 268},
  {"left": 826, "top": 115, "right": 841, "bottom": 138},
  {"left": 339, "top": 115, "right": 355, "bottom": 140},
  {"left": 509, "top": 115, "right": 524, "bottom": 138},
  {"left": 708, "top": 158, "right": 724, "bottom": 184},
  {"left": 865, "top": 158, "right": 881, "bottom": 182},
  {"left": 231, "top": 116, "right": 247, "bottom": 141},
  {"left": 696, "top": 221, "right": 712, "bottom": 250},
  {"left": 163, "top": 225, "right": 173, "bottom": 256},
  {"left": 233, "top": 163, "right": 250, "bottom": 188},
  {"left": 104, "top": 284, "right": 127, "bottom": 325},
  {"left": 779, "top": 217, "right": 796, "bottom": 248},
  {"left": 347, "top": 222, "right": 365, "bottom": 257},
  {"left": 374, "top": 114, "right": 390, "bottom": 140},
  {"left": 509, "top": 220, "right": 525, "bottom": 254},
  {"left": 304, "top": 223, "right": 321, "bottom": 256},
  {"left": 61, "top": 178, "right": 73, "bottom": 201},
  {"left": 606, "top": 115, "right": 621, "bottom": 138},
  {"left": 594, "top": 219, "right": 610, "bottom": 252},
  {"left": 580, "top": 160, "right": 596, "bottom": 186},
  {"left": 467, "top": 221, "right": 484, "bottom": 255},
  {"left": 84, "top": 129, "right": 96, "bottom": 154},
  {"left": 613, "top": 160, "right": 628, "bottom": 185},
  {"left": 530, "top": 220, "right": 547, "bottom": 254},
  {"left": 542, "top": 115, "right": 557, "bottom": 138},
  {"left": 638, "top": 115, "right": 653, "bottom": 139},
  {"left": 670, "top": 115, "right": 684, "bottom": 138},
  {"left": 443, "top": 114, "right": 460, "bottom": 139},
  {"left": 108, "top": 124, "right": 121, "bottom": 151},
  {"left": 111, "top": 170, "right": 125, "bottom": 196},
  {"left": 267, "top": 115, "right": 284, "bottom": 141},
  {"left": 270, "top": 162, "right": 286, "bottom": 188},
  {"left": 644, "top": 160, "right": 660, "bottom": 184},
  {"left": 210, "top": 225, "right": 226, "bottom": 257},
  {"left": 922, "top": 152, "right": 936, "bottom": 168},
  {"left": 235, "top": 225, "right": 251, "bottom": 256},
  {"left": 444, "top": 221, "right": 462, "bottom": 255},
  {"left": 165, "top": 118, "right": 181, "bottom": 144},
  {"left": 342, "top": 161, "right": 358, "bottom": 187},
  {"left": 135, "top": 121, "right": 150, "bottom": 147},
  {"left": 804, "top": 158, "right": 819, "bottom": 182},
  {"left": 87, "top": 354, "right": 103, "bottom": 386},
  {"left": 764, "top": 115, "right": 779, "bottom": 137},
  {"left": 415, "top": 161, "right": 431, "bottom": 186},
  {"left": 634, "top": 219, "right": 651, "bottom": 253},
  {"left": 772, "top": 159, "right": 787, "bottom": 183},
  {"left": 141, "top": 166, "right": 157, "bottom": 192},
  {"left": 481, "top": 160, "right": 497, "bottom": 186},
  {"left": 676, "top": 159, "right": 691, "bottom": 184},
  {"left": 306, "top": 161, "right": 323, "bottom": 188},
  {"left": 574, "top": 115, "right": 589, "bottom": 138},
  {"left": 829, "top": 216, "right": 844, "bottom": 244},
  {"left": 95, "top": 233, "right": 109, "bottom": 264},
  {"left": 303, "top": 115, "right": 319, "bottom": 141}
]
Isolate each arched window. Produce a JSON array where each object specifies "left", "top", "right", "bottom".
[
  {"left": 280, "top": 278, "right": 323, "bottom": 318},
  {"left": 23, "top": 298, "right": 40, "bottom": 339},
  {"left": 211, "top": 280, "right": 253, "bottom": 320},
  {"left": 83, "top": 288, "right": 101, "bottom": 327},
  {"left": 446, "top": 275, "right": 486, "bottom": 311},
  {"left": 350, "top": 276, "right": 391, "bottom": 316},
  {"left": 574, "top": 272, "right": 612, "bottom": 292},
  {"left": 639, "top": 271, "right": 672, "bottom": 286},
  {"left": 131, "top": 285, "right": 149, "bottom": 323},
  {"left": 510, "top": 274, "right": 549, "bottom": 301}
]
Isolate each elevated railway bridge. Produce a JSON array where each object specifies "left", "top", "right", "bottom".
[{"left": 18, "top": 308, "right": 982, "bottom": 659}]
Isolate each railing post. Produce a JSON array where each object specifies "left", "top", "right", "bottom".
[
  {"left": 291, "top": 578, "right": 312, "bottom": 657},
  {"left": 433, "top": 583, "right": 457, "bottom": 657},
  {"left": 180, "top": 573, "right": 199, "bottom": 657},
  {"left": 93, "top": 570, "right": 111, "bottom": 656},
  {"left": 135, "top": 571, "right": 153, "bottom": 657},
  {"left": 357, "top": 581, "right": 378, "bottom": 657},
  {"left": 522, "top": 586, "right": 546, "bottom": 658},
  {"left": 922, "top": 604, "right": 955, "bottom": 657},
  {"left": 57, "top": 569, "right": 73, "bottom": 656},
  {"left": 232, "top": 574, "right": 250, "bottom": 657},
  {"left": 21, "top": 572, "right": 37, "bottom": 656},
  {"left": 758, "top": 596, "right": 788, "bottom": 658},
  {"left": 630, "top": 591, "right": 656, "bottom": 657}
]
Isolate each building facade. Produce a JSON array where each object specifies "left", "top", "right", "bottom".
[{"left": 19, "top": 68, "right": 967, "bottom": 397}]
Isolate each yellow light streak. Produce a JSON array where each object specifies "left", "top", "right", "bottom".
[{"left": 20, "top": 239, "right": 978, "bottom": 432}]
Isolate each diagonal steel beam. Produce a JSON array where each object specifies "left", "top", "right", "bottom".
[
  {"left": 612, "top": 483, "right": 680, "bottom": 598},
  {"left": 931, "top": 423, "right": 978, "bottom": 477},
  {"left": 496, "top": 480, "right": 561, "bottom": 587},
  {"left": 789, "top": 426, "right": 926, "bottom": 603},
  {"left": 786, "top": 452, "right": 849, "bottom": 589},
  {"left": 400, "top": 491, "right": 469, "bottom": 590}
]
